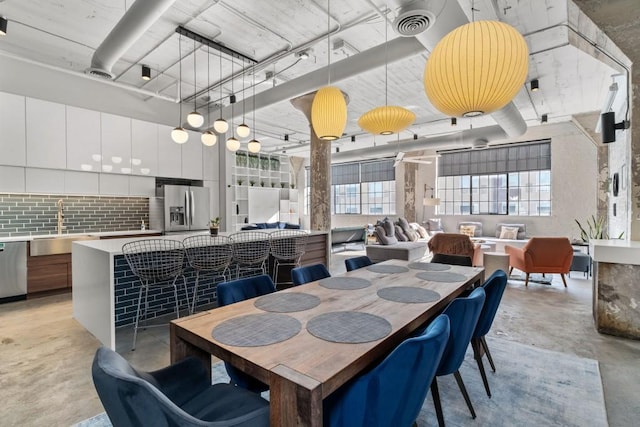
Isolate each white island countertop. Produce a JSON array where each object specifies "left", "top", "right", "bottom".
[
  {"left": 74, "top": 229, "right": 329, "bottom": 256},
  {"left": 589, "top": 239, "right": 640, "bottom": 266}
]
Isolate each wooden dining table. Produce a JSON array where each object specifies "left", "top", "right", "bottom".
[{"left": 170, "top": 259, "right": 484, "bottom": 426}]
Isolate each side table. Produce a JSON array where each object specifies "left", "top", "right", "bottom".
[{"left": 484, "top": 251, "right": 510, "bottom": 278}]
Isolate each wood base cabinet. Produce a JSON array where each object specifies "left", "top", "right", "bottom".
[{"left": 27, "top": 252, "right": 71, "bottom": 294}]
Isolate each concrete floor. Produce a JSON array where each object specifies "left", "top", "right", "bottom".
[{"left": 1, "top": 249, "right": 639, "bottom": 426}]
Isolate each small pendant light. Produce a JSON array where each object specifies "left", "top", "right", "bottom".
[
  {"left": 236, "top": 58, "right": 251, "bottom": 139},
  {"left": 186, "top": 37, "right": 204, "bottom": 128},
  {"left": 201, "top": 44, "right": 217, "bottom": 146},
  {"left": 247, "top": 63, "right": 261, "bottom": 153},
  {"left": 226, "top": 58, "right": 240, "bottom": 152}
]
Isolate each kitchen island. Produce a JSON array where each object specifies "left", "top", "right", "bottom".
[
  {"left": 590, "top": 239, "right": 640, "bottom": 339},
  {"left": 72, "top": 230, "right": 329, "bottom": 350}
]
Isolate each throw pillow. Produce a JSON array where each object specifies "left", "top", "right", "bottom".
[
  {"left": 382, "top": 219, "right": 395, "bottom": 237},
  {"left": 411, "top": 223, "right": 428, "bottom": 239},
  {"left": 394, "top": 225, "right": 408, "bottom": 241},
  {"left": 427, "top": 218, "right": 442, "bottom": 233},
  {"left": 459, "top": 225, "right": 476, "bottom": 237},
  {"left": 375, "top": 226, "right": 398, "bottom": 245},
  {"left": 499, "top": 226, "right": 519, "bottom": 239},
  {"left": 397, "top": 217, "right": 418, "bottom": 241}
]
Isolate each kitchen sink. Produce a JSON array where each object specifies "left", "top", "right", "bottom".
[{"left": 30, "top": 235, "right": 99, "bottom": 256}]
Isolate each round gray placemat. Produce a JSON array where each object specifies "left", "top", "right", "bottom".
[
  {"left": 319, "top": 276, "right": 372, "bottom": 290},
  {"left": 377, "top": 286, "right": 441, "bottom": 303},
  {"left": 254, "top": 292, "right": 321, "bottom": 313},
  {"left": 416, "top": 271, "right": 468, "bottom": 282},
  {"left": 408, "top": 262, "right": 452, "bottom": 271},
  {"left": 306, "top": 311, "right": 392, "bottom": 343},
  {"left": 366, "top": 264, "right": 411, "bottom": 274},
  {"left": 212, "top": 313, "right": 301, "bottom": 347}
]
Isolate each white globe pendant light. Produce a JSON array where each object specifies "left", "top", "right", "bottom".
[
  {"left": 226, "top": 137, "right": 240, "bottom": 152},
  {"left": 247, "top": 139, "right": 261, "bottom": 153},
  {"left": 171, "top": 127, "right": 189, "bottom": 144},
  {"left": 236, "top": 123, "right": 250, "bottom": 138},
  {"left": 187, "top": 111, "right": 204, "bottom": 128},
  {"left": 187, "top": 37, "right": 203, "bottom": 128},
  {"left": 213, "top": 118, "right": 228, "bottom": 133},
  {"left": 201, "top": 131, "right": 217, "bottom": 146}
]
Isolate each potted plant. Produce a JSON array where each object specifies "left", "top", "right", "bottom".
[
  {"left": 280, "top": 182, "right": 286, "bottom": 188},
  {"left": 260, "top": 181, "right": 265, "bottom": 187},
  {"left": 290, "top": 183, "right": 295, "bottom": 189},
  {"left": 237, "top": 179, "right": 244, "bottom": 186},
  {"left": 270, "top": 182, "right": 275, "bottom": 187},
  {"left": 209, "top": 217, "right": 221, "bottom": 236},
  {"left": 249, "top": 180, "right": 256, "bottom": 187},
  {"left": 575, "top": 215, "right": 624, "bottom": 242}
]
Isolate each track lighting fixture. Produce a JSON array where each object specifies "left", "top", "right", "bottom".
[
  {"left": 0, "top": 17, "right": 7, "bottom": 36},
  {"left": 451, "top": 117, "right": 457, "bottom": 126},
  {"left": 530, "top": 79, "right": 539, "bottom": 92},
  {"left": 351, "top": 135, "right": 356, "bottom": 142},
  {"left": 413, "top": 134, "right": 418, "bottom": 140},
  {"left": 284, "top": 134, "right": 289, "bottom": 142},
  {"left": 541, "top": 114, "right": 548, "bottom": 123},
  {"left": 141, "top": 65, "right": 151, "bottom": 80}
]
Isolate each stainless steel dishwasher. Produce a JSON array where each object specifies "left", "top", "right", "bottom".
[{"left": 0, "top": 241, "right": 27, "bottom": 303}]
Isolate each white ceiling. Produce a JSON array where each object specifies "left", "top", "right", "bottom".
[{"left": 0, "top": 0, "right": 621, "bottom": 157}]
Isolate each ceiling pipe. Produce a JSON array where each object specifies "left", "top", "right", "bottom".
[
  {"left": 216, "top": 36, "right": 426, "bottom": 121},
  {"left": 86, "top": 0, "right": 177, "bottom": 79},
  {"left": 390, "top": 0, "right": 527, "bottom": 139},
  {"left": 331, "top": 125, "right": 509, "bottom": 163}
]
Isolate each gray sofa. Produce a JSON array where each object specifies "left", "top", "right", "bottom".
[
  {"left": 366, "top": 241, "right": 427, "bottom": 263},
  {"left": 331, "top": 226, "right": 367, "bottom": 251}
]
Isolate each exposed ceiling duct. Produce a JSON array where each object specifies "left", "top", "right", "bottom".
[
  {"left": 331, "top": 124, "right": 507, "bottom": 163},
  {"left": 86, "top": 0, "right": 176, "bottom": 79}
]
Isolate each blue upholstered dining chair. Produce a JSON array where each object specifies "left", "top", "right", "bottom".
[
  {"left": 431, "top": 287, "right": 486, "bottom": 427},
  {"left": 324, "top": 314, "right": 451, "bottom": 427},
  {"left": 291, "top": 263, "right": 331, "bottom": 286},
  {"left": 216, "top": 275, "right": 276, "bottom": 393},
  {"left": 92, "top": 347, "right": 270, "bottom": 427},
  {"left": 472, "top": 269, "right": 508, "bottom": 397},
  {"left": 344, "top": 255, "right": 373, "bottom": 272}
]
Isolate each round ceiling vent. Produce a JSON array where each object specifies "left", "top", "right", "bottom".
[
  {"left": 85, "top": 67, "right": 115, "bottom": 80},
  {"left": 393, "top": 8, "right": 436, "bottom": 36}
]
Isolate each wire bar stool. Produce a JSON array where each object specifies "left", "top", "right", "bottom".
[
  {"left": 269, "top": 230, "right": 309, "bottom": 288},
  {"left": 122, "top": 239, "right": 187, "bottom": 350},
  {"left": 183, "top": 235, "right": 233, "bottom": 313},
  {"left": 229, "top": 231, "right": 270, "bottom": 279}
]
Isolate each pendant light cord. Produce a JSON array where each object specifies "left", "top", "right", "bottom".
[
  {"left": 327, "top": 0, "right": 331, "bottom": 85},
  {"left": 219, "top": 47, "right": 223, "bottom": 120},
  {"left": 252, "top": 63, "right": 256, "bottom": 138},
  {"left": 206, "top": 44, "right": 210, "bottom": 127},
  {"left": 230, "top": 58, "right": 234, "bottom": 128},
  {"left": 384, "top": 1, "right": 388, "bottom": 106},
  {"left": 241, "top": 58, "right": 246, "bottom": 123},
  {"left": 193, "top": 37, "right": 197, "bottom": 113},
  {"left": 178, "top": 33, "right": 182, "bottom": 122}
]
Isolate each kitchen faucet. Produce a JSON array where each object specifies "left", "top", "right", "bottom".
[{"left": 57, "top": 199, "right": 65, "bottom": 235}]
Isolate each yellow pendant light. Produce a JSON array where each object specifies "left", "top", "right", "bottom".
[
  {"left": 358, "top": 106, "right": 416, "bottom": 135},
  {"left": 424, "top": 20, "right": 529, "bottom": 117},
  {"left": 311, "top": 0, "right": 348, "bottom": 141},
  {"left": 358, "top": 5, "right": 415, "bottom": 135}
]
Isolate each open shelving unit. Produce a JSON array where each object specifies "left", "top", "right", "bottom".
[{"left": 231, "top": 151, "right": 297, "bottom": 231}]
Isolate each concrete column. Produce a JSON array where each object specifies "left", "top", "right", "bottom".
[
  {"left": 574, "top": 0, "right": 640, "bottom": 240},
  {"left": 291, "top": 91, "right": 349, "bottom": 231},
  {"left": 404, "top": 163, "right": 417, "bottom": 222}
]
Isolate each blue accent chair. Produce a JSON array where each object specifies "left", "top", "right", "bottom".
[
  {"left": 291, "top": 263, "right": 331, "bottom": 286},
  {"left": 216, "top": 275, "right": 276, "bottom": 393},
  {"left": 431, "top": 287, "right": 486, "bottom": 427},
  {"left": 472, "top": 269, "right": 508, "bottom": 397},
  {"left": 324, "top": 314, "right": 451, "bottom": 427},
  {"left": 92, "top": 347, "right": 270, "bottom": 427},
  {"left": 344, "top": 255, "right": 373, "bottom": 272}
]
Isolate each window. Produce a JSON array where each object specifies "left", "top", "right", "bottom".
[
  {"left": 304, "top": 159, "right": 396, "bottom": 215},
  {"left": 437, "top": 140, "right": 551, "bottom": 216}
]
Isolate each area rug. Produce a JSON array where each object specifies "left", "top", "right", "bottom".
[{"left": 74, "top": 338, "right": 607, "bottom": 427}]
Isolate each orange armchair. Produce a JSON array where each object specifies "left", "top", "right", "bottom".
[{"left": 504, "top": 237, "right": 573, "bottom": 287}]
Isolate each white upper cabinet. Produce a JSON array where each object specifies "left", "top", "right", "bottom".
[
  {"left": 66, "top": 106, "right": 101, "bottom": 172},
  {"left": 131, "top": 119, "right": 158, "bottom": 177},
  {"left": 202, "top": 138, "right": 220, "bottom": 181},
  {"left": 129, "top": 175, "right": 156, "bottom": 197},
  {"left": 99, "top": 173, "right": 130, "bottom": 195},
  {"left": 0, "top": 92, "right": 26, "bottom": 167},
  {"left": 25, "top": 168, "right": 65, "bottom": 193},
  {"left": 26, "top": 98, "right": 66, "bottom": 169},
  {"left": 181, "top": 130, "right": 203, "bottom": 180},
  {"left": 101, "top": 113, "right": 131, "bottom": 175},
  {"left": 64, "top": 170, "right": 99, "bottom": 195},
  {"left": 158, "top": 124, "right": 182, "bottom": 178}
]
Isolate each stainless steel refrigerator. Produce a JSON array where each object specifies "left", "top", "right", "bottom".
[{"left": 153, "top": 185, "right": 210, "bottom": 233}]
